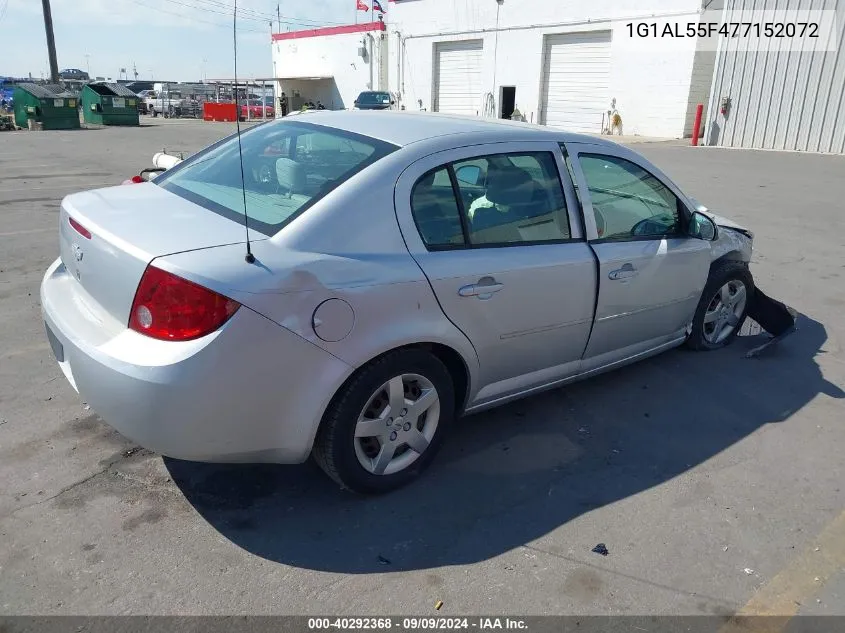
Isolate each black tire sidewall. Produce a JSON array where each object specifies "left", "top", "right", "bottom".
[
  {"left": 320, "top": 350, "right": 455, "bottom": 494},
  {"left": 688, "top": 262, "right": 754, "bottom": 351}
]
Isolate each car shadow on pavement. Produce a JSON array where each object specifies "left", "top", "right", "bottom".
[{"left": 165, "top": 314, "right": 843, "bottom": 573}]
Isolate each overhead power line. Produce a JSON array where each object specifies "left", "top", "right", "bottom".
[
  {"left": 130, "top": 0, "right": 266, "bottom": 32},
  {"left": 173, "top": 0, "right": 349, "bottom": 27}
]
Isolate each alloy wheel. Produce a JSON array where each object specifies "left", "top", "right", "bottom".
[
  {"left": 703, "top": 280, "right": 748, "bottom": 344},
  {"left": 353, "top": 374, "right": 440, "bottom": 476}
]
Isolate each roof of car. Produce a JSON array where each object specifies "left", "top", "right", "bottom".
[{"left": 286, "top": 110, "right": 620, "bottom": 149}]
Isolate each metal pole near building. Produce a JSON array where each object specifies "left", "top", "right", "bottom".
[
  {"left": 41, "top": 0, "right": 60, "bottom": 83},
  {"left": 691, "top": 103, "right": 704, "bottom": 147}
]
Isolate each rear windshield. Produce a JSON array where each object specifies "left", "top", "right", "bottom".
[
  {"left": 358, "top": 92, "right": 391, "bottom": 105},
  {"left": 156, "top": 121, "right": 397, "bottom": 236}
]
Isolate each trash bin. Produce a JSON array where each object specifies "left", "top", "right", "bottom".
[
  {"left": 13, "top": 83, "right": 80, "bottom": 130},
  {"left": 81, "top": 83, "right": 140, "bottom": 126}
]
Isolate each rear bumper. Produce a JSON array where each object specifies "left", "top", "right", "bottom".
[{"left": 41, "top": 257, "right": 352, "bottom": 463}]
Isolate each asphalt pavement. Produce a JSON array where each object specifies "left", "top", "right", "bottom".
[{"left": 0, "top": 117, "right": 843, "bottom": 618}]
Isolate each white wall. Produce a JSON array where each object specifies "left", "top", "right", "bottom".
[
  {"left": 388, "top": 0, "right": 708, "bottom": 137},
  {"left": 272, "top": 25, "right": 389, "bottom": 112}
]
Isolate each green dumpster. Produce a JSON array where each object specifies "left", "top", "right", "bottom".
[
  {"left": 13, "top": 83, "right": 80, "bottom": 130},
  {"left": 81, "top": 83, "right": 140, "bottom": 126}
]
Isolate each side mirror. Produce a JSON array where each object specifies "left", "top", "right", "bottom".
[
  {"left": 689, "top": 211, "right": 717, "bottom": 241},
  {"left": 455, "top": 165, "right": 482, "bottom": 186}
]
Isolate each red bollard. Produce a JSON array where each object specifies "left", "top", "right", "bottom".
[{"left": 691, "top": 103, "right": 704, "bottom": 146}]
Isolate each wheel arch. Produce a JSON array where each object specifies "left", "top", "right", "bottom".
[
  {"left": 308, "top": 341, "right": 474, "bottom": 460},
  {"left": 711, "top": 250, "right": 750, "bottom": 270},
  {"left": 337, "top": 342, "right": 471, "bottom": 414}
]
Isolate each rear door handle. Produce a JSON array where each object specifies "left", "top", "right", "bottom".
[
  {"left": 608, "top": 263, "right": 637, "bottom": 281},
  {"left": 459, "top": 277, "right": 504, "bottom": 299}
]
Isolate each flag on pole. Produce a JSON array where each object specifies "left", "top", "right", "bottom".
[
  {"left": 373, "top": 0, "right": 385, "bottom": 11},
  {"left": 356, "top": 0, "right": 369, "bottom": 11}
]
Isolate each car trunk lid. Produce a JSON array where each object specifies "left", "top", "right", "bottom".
[{"left": 59, "top": 183, "right": 264, "bottom": 326}]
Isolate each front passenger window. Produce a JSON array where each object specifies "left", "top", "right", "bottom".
[{"left": 578, "top": 154, "right": 682, "bottom": 240}]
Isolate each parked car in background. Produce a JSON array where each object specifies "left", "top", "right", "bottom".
[
  {"left": 136, "top": 90, "right": 154, "bottom": 114},
  {"left": 240, "top": 99, "right": 274, "bottom": 119},
  {"left": 144, "top": 87, "right": 185, "bottom": 117},
  {"left": 59, "top": 68, "right": 90, "bottom": 81},
  {"left": 354, "top": 90, "right": 394, "bottom": 110},
  {"left": 41, "top": 112, "right": 756, "bottom": 494}
]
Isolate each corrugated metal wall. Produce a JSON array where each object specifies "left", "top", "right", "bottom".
[{"left": 706, "top": 0, "right": 845, "bottom": 153}]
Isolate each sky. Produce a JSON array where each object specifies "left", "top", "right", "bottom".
[{"left": 0, "top": 0, "right": 358, "bottom": 82}]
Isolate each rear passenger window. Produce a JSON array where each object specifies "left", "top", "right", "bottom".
[
  {"left": 410, "top": 168, "right": 465, "bottom": 249},
  {"left": 453, "top": 152, "right": 570, "bottom": 246}
]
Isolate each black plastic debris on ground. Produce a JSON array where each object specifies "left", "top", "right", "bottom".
[
  {"left": 592, "top": 543, "right": 609, "bottom": 556},
  {"left": 742, "top": 286, "right": 799, "bottom": 358}
]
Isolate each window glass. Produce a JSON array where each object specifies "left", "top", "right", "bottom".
[
  {"left": 410, "top": 168, "right": 465, "bottom": 248},
  {"left": 578, "top": 154, "right": 681, "bottom": 240},
  {"left": 452, "top": 152, "right": 570, "bottom": 245},
  {"left": 157, "top": 121, "right": 396, "bottom": 236}
]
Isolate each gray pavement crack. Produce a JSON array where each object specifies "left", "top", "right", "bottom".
[
  {"left": 522, "top": 543, "right": 739, "bottom": 611},
  {"left": 0, "top": 447, "right": 145, "bottom": 522}
]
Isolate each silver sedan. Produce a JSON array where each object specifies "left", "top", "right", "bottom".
[{"left": 41, "top": 111, "right": 754, "bottom": 493}]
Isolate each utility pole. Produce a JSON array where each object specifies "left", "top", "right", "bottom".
[
  {"left": 276, "top": 4, "right": 281, "bottom": 32},
  {"left": 41, "top": 0, "right": 60, "bottom": 83}
]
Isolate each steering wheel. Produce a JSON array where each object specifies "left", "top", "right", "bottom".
[{"left": 257, "top": 164, "right": 273, "bottom": 184}]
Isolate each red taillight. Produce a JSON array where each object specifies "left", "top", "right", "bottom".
[
  {"left": 68, "top": 216, "right": 92, "bottom": 239},
  {"left": 128, "top": 265, "right": 240, "bottom": 341}
]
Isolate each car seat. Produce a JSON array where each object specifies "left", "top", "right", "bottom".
[{"left": 276, "top": 157, "right": 306, "bottom": 195}]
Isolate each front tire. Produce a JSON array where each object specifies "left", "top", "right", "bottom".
[
  {"left": 687, "top": 261, "right": 754, "bottom": 351},
  {"left": 313, "top": 349, "right": 455, "bottom": 494}
]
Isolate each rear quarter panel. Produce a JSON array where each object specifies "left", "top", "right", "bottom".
[{"left": 155, "top": 148, "right": 481, "bottom": 402}]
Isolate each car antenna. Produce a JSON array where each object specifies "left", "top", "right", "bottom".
[{"left": 233, "top": 0, "right": 255, "bottom": 264}]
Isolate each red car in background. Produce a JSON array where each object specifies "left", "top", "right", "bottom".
[{"left": 240, "top": 99, "right": 274, "bottom": 119}]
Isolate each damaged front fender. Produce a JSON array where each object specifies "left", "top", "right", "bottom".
[
  {"left": 711, "top": 222, "right": 753, "bottom": 262},
  {"left": 688, "top": 198, "right": 754, "bottom": 263}
]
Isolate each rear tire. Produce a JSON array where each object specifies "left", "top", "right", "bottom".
[
  {"left": 313, "top": 349, "right": 455, "bottom": 494},
  {"left": 687, "top": 261, "right": 754, "bottom": 351}
]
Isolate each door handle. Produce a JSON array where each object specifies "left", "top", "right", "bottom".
[
  {"left": 608, "top": 263, "right": 637, "bottom": 281},
  {"left": 459, "top": 278, "right": 504, "bottom": 299}
]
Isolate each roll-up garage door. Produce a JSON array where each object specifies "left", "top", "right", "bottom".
[
  {"left": 541, "top": 31, "right": 611, "bottom": 133},
  {"left": 434, "top": 40, "right": 484, "bottom": 115}
]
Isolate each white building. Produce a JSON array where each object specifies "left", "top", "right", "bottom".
[
  {"left": 705, "top": 0, "right": 845, "bottom": 153},
  {"left": 271, "top": 22, "right": 390, "bottom": 112},
  {"left": 269, "top": 1, "right": 728, "bottom": 139},
  {"left": 386, "top": 0, "right": 722, "bottom": 138}
]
